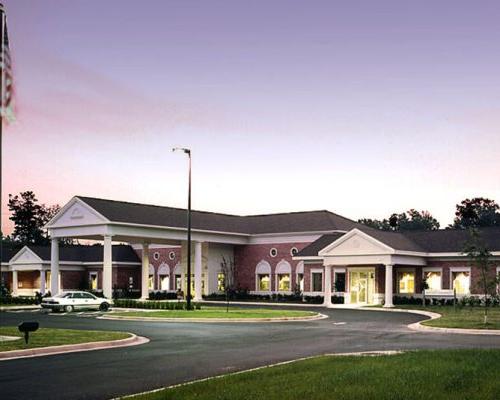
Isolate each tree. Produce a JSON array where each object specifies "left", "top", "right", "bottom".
[
  {"left": 7, "top": 191, "right": 63, "bottom": 245},
  {"left": 220, "top": 256, "right": 236, "bottom": 313},
  {"left": 462, "top": 229, "right": 499, "bottom": 325},
  {"left": 451, "top": 198, "right": 500, "bottom": 229},
  {"left": 358, "top": 209, "right": 440, "bottom": 231}
]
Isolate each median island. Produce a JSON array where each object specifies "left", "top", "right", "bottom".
[{"left": 0, "top": 326, "right": 131, "bottom": 352}]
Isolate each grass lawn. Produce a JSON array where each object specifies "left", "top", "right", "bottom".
[
  {"left": 0, "top": 326, "right": 131, "bottom": 352},
  {"left": 126, "top": 350, "right": 500, "bottom": 400},
  {"left": 394, "top": 305, "right": 500, "bottom": 330},
  {"left": 111, "top": 307, "right": 316, "bottom": 319}
]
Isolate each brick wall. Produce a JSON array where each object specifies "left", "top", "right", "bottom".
[
  {"left": 135, "top": 247, "right": 181, "bottom": 290},
  {"left": 61, "top": 271, "right": 85, "bottom": 290},
  {"left": 234, "top": 242, "right": 311, "bottom": 291}
]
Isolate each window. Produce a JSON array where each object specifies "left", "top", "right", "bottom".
[
  {"left": 169, "top": 251, "right": 176, "bottom": 260},
  {"left": 217, "top": 273, "right": 225, "bottom": 292},
  {"left": 258, "top": 274, "right": 270, "bottom": 291},
  {"left": 89, "top": 272, "right": 98, "bottom": 290},
  {"left": 277, "top": 274, "right": 290, "bottom": 291},
  {"left": 159, "top": 275, "right": 169, "bottom": 290},
  {"left": 82, "top": 293, "right": 96, "bottom": 299},
  {"left": 297, "top": 273, "right": 304, "bottom": 291},
  {"left": 398, "top": 272, "right": 415, "bottom": 294},
  {"left": 175, "top": 274, "right": 182, "bottom": 290},
  {"left": 153, "top": 252, "right": 160, "bottom": 261},
  {"left": 269, "top": 248, "right": 278, "bottom": 257},
  {"left": 312, "top": 272, "right": 323, "bottom": 292},
  {"left": 290, "top": 247, "right": 298, "bottom": 256},
  {"left": 452, "top": 271, "right": 470, "bottom": 295},
  {"left": 334, "top": 272, "right": 346, "bottom": 292},
  {"left": 424, "top": 271, "right": 441, "bottom": 292},
  {"left": 71, "top": 292, "right": 84, "bottom": 299},
  {"left": 148, "top": 275, "right": 154, "bottom": 290}
]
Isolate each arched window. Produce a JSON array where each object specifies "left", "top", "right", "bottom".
[
  {"left": 157, "top": 263, "right": 170, "bottom": 291},
  {"left": 148, "top": 265, "right": 155, "bottom": 290},
  {"left": 255, "top": 260, "right": 272, "bottom": 291},
  {"left": 173, "top": 263, "right": 183, "bottom": 291},
  {"left": 296, "top": 261, "right": 304, "bottom": 292},
  {"left": 275, "top": 260, "right": 292, "bottom": 292}
]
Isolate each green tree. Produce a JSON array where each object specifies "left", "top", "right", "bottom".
[
  {"left": 462, "top": 229, "right": 499, "bottom": 325},
  {"left": 451, "top": 197, "right": 500, "bottom": 229},
  {"left": 7, "top": 191, "right": 61, "bottom": 245},
  {"left": 358, "top": 209, "right": 440, "bottom": 231}
]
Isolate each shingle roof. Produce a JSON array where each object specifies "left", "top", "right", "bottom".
[
  {"left": 77, "top": 196, "right": 359, "bottom": 235},
  {"left": 296, "top": 227, "right": 500, "bottom": 257},
  {"left": 22, "top": 245, "right": 140, "bottom": 263}
]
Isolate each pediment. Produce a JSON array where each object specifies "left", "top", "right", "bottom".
[
  {"left": 318, "top": 229, "right": 393, "bottom": 256},
  {"left": 10, "top": 246, "right": 43, "bottom": 264},
  {"left": 46, "top": 197, "right": 109, "bottom": 228}
]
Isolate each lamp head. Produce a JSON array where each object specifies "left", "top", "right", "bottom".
[{"left": 172, "top": 147, "right": 191, "bottom": 155}]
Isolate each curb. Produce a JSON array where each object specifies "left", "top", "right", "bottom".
[
  {"left": 114, "top": 350, "right": 402, "bottom": 399},
  {"left": 98, "top": 312, "right": 328, "bottom": 323},
  {"left": 359, "top": 307, "right": 500, "bottom": 336},
  {"left": 0, "top": 305, "right": 41, "bottom": 311},
  {"left": 0, "top": 333, "right": 149, "bottom": 361}
]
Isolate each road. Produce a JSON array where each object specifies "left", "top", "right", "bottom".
[{"left": 1, "top": 307, "right": 500, "bottom": 400}]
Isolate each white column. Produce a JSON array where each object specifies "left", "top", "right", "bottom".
[
  {"left": 12, "top": 270, "right": 18, "bottom": 296},
  {"left": 323, "top": 265, "right": 332, "bottom": 307},
  {"left": 141, "top": 243, "right": 150, "bottom": 300},
  {"left": 50, "top": 238, "right": 60, "bottom": 295},
  {"left": 103, "top": 235, "right": 113, "bottom": 299},
  {"left": 194, "top": 241, "right": 202, "bottom": 301},
  {"left": 384, "top": 264, "right": 394, "bottom": 308},
  {"left": 40, "top": 270, "right": 46, "bottom": 295}
]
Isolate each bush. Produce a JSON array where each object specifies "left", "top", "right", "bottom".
[
  {"left": 112, "top": 299, "right": 201, "bottom": 311},
  {"left": 0, "top": 295, "right": 38, "bottom": 305},
  {"left": 148, "top": 291, "right": 177, "bottom": 300}
]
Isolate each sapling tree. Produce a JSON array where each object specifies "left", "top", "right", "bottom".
[
  {"left": 462, "top": 229, "right": 498, "bottom": 324},
  {"left": 220, "top": 256, "right": 236, "bottom": 313}
]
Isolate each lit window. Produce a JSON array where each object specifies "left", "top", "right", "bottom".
[
  {"left": 277, "top": 274, "right": 290, "bottom": 291},
  {"left": 89, "top": 272, "right": 98, "bottom": 290},
  {"left": 175, "top": 274, "right": 182, "bottom": 290},
  {"left": 159, "top": 275, "right": 169, "bottom": 290},
  {"left": 153, "top": 252, "right": 160, "bottom": 261},
  {"left": 312, "top": 272, "right": 323, "bottom": 292},
  {"left": 217, "top": 273, "right": 225, "bottom": 292},
  {"left": 425, "top": 271, "right": 441, "bottom": 292},
  {"left": 290, "top": 247, "right": 298, "bottom": 256},
  {"left": 169, "top": 251, "right": 176, "bottom": 260},
  {"left": 258, "top": 274, "right": 270, "bottom": 291},
  {"left": 297, "top": 273, "right": 304, "bottom": 291},
  {"left": 398, "top": 272, "right": 415, "bottom": 294},
  {"left": 452, "top": 271, "right": 470, "bottom": 295},
  {"left": 148, "top": 275, "right": 154, "bottom": 290},
  {"left": 270, "top": 248, "right": 278, "bottom": 257}
]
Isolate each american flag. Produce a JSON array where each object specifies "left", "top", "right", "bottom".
[{"left": 0, "top": 4, "right": 14, "bottom": 123}]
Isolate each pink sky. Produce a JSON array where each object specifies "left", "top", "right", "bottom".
[{"left": 2, "top": 0, "right": 500, "bottom": 234}]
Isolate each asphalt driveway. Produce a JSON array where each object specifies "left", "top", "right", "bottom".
[{"left": 1, "top": 307, "right": 500, "bottom": 400}]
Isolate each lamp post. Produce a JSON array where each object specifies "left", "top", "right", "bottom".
[{"left": 172, "top": 147, "right": 192, "bottom": 310}]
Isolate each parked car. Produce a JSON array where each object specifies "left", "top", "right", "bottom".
[{"left": 41, "top": 291, "right": 111, "bottom": 312}]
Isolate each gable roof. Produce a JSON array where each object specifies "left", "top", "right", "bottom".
[
  {"left": 76, "top": 196, "right": 359, "bottom": 235},
  {"left": 296, "top": 227, "right": 500, "bottom": 257},
  {"left": 9, "top": 244, "right": 140, "bottom": 263}
]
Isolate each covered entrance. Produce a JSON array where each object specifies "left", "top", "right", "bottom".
[{"left": 349, "top": 268, "right": 375, "bottom": 305}]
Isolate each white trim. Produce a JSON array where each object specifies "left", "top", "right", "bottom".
[
  {"left": 318, "top": 229, "right": 394, "bottom": 256},
  {"left": 269, "top": 248, "right": 278, "bottom": 258},
  {"left": 45, "top": 197, "right": 110, "bottom": 228},
  {"left": 9, "top": 246, "right": 43, "bottom": 264}
]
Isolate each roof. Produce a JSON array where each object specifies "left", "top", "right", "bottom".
[
  {"left": 20, "top": 244, "right": 140, "bottom": 263},
  {"left": 1, "top": 245, "right": 22, "bottom": 263},
  {"left": 296, "top": 227, "right": 500, "bottom": 257},
  {"left": 76, "top": 196, "right": 360, "bottom": 235}
]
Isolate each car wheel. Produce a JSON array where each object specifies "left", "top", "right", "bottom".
[
  {"left": 64, "top": 305, "right": 74, "bottom": 313},
  {"left": 99, "top": 302, "right": 109, "bottom": 312}
]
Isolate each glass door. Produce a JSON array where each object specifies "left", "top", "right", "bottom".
[{"left": 349, "top": 271, "right": 369, "bottom": 304}]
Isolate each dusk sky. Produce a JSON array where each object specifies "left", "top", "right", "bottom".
[{"left": 2, "top": 0, "right": 500, "bottom": 233}]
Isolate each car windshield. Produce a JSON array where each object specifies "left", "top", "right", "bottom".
[{"left": 53, "top": 293, "right": 72, "bottom": 298}]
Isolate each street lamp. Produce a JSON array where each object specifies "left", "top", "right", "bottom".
[{"left": 172, "top": 147, "right": 192, "bottom": 310}]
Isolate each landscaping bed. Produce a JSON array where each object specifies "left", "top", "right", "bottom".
[
  {"left": 110, "top": 307, "right": 317, "bottom": 320},
  {"left": 125, "top": 350, "right": 500, "bottom": 400},
  {"left": 0, "top": 326, "right": 131, "bottom": 352}
]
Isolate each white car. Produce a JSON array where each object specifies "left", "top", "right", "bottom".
[{"left": 41, "top": 291, "right": 111, "bottom": 312}]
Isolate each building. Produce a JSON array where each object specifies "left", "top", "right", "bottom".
[{"left": 5, "top": 195, "right": 499, "bottom": 306}]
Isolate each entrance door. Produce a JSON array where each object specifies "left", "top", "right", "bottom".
[{"left": 350, "top": 271, "right": 368, "bottom": 304}]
